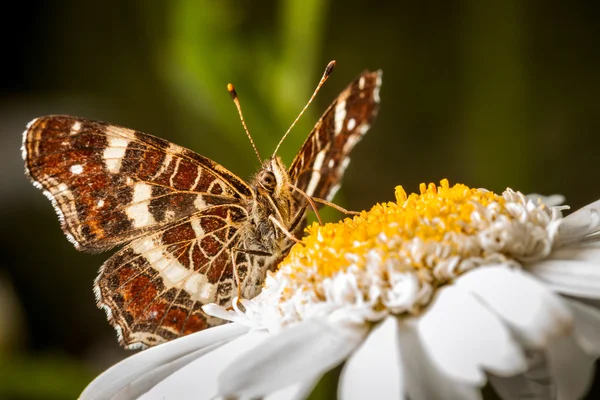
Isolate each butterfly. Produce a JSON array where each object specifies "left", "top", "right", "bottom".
[{"left": 22, "top": 62, "right": 381, "bottom": 349}]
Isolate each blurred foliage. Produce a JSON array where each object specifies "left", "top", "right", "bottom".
[
  {"left": 0, "top": 354, "right": 95, "bottom": 400},
  {"left": 163, "top": 0, "right": 328, "bottom": 167},
  {"left": 1, "top": 0, "right": 600, "bottom": 399}
]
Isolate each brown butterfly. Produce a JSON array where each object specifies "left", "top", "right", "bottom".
[{"left": 22, "top": 62, "right": 381, "bottom": 349}]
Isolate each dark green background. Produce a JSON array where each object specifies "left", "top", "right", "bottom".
[{"left": 1, "top": 1, "right": 599, "bottom": 399}]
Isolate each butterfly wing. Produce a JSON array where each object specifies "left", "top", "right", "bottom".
[
  {"left": 23, "top": 115, "right": 253, "bottom": 252},
  {"left": 94, "top": 204, "right": 250, "bottom": 348},
  {"left": 23, "top": 69, "right": 382, "bottom": 348},
  {"left": 288, "top": 70, "right": 381, "bottom": 202}
]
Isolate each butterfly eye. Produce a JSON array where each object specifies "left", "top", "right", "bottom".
[{"left": 259, "top": 170, "right": 277, "bottom": 191}]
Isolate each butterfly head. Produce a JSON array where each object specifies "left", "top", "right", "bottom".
[{"left": 256, "top": 156, "right": 290, "bottom": 195}]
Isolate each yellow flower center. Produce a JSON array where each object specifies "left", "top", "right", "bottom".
[{"left": 281, "top": 179, "right": 507, "bottom": 279}]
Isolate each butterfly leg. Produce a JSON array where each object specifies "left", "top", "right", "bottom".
[
  {"left": 288, "top": 182, "right": 324, "bottom": 225},
  {"left": 230, "top": 250, "right": 243, "bottom": 302},
  {"left": 268, "top": 206, "right": 306, "bottom": 252},
  {"left": 269, "top": 214, "right": 302, "bottom": 244},
  {"left": 312, "top": 197, "right": 360, "bottom": 216},
  {"left": 288, "top": 205, "right": 308, "bottom": 233}
]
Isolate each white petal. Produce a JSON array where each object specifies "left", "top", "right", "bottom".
[
  {"left": 559, "top": 199, "right": 600, "bottom": 243},
  {"left": 418, "top": 285, "right": 526, "bottom": 385},
  {"left": 526, "top": 193, "right": 565, "bottom": 207},
  {"left": 528, "top": 259, "right": 600, "bottom": 299},
  {"left": 455, "top": 266, "right": 572, "bottom": 348},
  {"left": 139, "top": 330, "right": 269, "bottom": 400},
  {"left": 549, "top": 244, "right": 600, "bottom": 264},
  {"left": 80, "top": 323, "right": 249, "bottom": 400},
  {"left": 547, "top": 334, "right": 596, "bottom": 400},
  {"left": 339, "top": 316, "right": 403, "bottom": 400},
  {"left": 398, "top": 320, "right": 481, "bottom": 400},
  {"left": 563, "top": 298, "right": 600, "bottom": 356},
  {"left": 219, "top": 319, "right": 369, "bottom": 398},
  {"left": 265, "top": 377, "right": 320, "bottom": 400},
  {"left": 113, "top": 342, "right": 223, "bottom": 399},
  {"left": 488, "top": 352, "right": 554, "bottom": 400}
]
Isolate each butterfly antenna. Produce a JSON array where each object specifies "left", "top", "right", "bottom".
[
  {"left": 228, "top": 83, "right": 262, "bottom": 164},
  {"left": 272, "top": 60, "right": 336, "bottom": 158}
]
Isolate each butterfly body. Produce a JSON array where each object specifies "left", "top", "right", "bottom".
[{"left": 22, "top": 68, "right": 381, "bottom": 348}]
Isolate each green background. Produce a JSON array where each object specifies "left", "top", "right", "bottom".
[{"left": 1, "top": 1, "right": 599, "bottom": 398}]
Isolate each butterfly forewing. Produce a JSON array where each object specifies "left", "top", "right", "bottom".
[
  {"left": 23, "top": 116, "right": 253, "bottom": 251},
  {"left": 289, "top": 70, "right": 381, "bottom": 202},
  {"left": 94, "top": 204, "right": 249, "bottom": 348}
]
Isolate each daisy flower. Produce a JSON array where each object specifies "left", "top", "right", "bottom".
[{"left": 81, "top": 180, "right": 600, "bottom": 400}]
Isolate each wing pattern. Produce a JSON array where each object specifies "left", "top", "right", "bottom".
[
  {"left": 23, "top": 115, "right": 253, "bottom": 251},
  {"left": 94, "top": 204, "right": 249, "bottom": 348},
  {"left": 289, "top": 70, "right": 381, "bottom": 202}
]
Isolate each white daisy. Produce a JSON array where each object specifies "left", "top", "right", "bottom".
[{"left": 81, "top": 180, "right": 600, "bottom": 400}]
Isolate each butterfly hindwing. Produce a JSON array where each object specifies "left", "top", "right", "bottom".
[
  {"left": 288, "top": 70, "right": 381, "bottom": 202},
  {"left": 23, "top": 115, "right": 253, "bottom": 252},
  {"left": 94, "top": 204, "right": 249, "bottom": 348}
]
